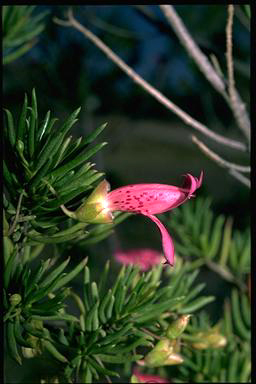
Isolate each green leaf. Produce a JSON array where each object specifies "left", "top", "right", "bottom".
[
  {"left": 28, "top": 158, "right": 52, "bottom": 190},
  {"left": 82, "top": 364, "right": 92, "bottom": 383},
  {"left": 30, "top": 314, "right": 79, "bottom": 322},
  {"left": 88, "top": 357, "right": 120, "bottom": 378},
  {"left": 58, "top": 169, "right": 102, "bottom": 196},
  {"left": 6, "top": 321, "right": 22, "bottom": 365},
  {"left": 28, "top": 88, "right": 38, "bottom": 158},
  {"left": 37, "top": 110, "right": 51, "bottom": 141},
  {"left": 178, "top": 296, "right": 215, "bottom": 314},
  {"left": 14, "top": 316, "right": 31, "bottom": 348},
  {"left": 115, "top": 283, "right": 127, "bottom": 315},
  {"left": 42, "top": 339, "right": 68, "bottom": 363},
  {"left": 24, "top": 258, "right": 51, "bottom": 298},
  {"left": 4, "top": 245, "right": 18, "bottom": 290},
  {"left": 83, "top": 122, "right": 107, "bottom": 145},
  {"left": 40, "top": 257, "right": 70, "bottom": 288},
  {"left": 206, "top": 215, "right": 225, "bottom": 259},
  {"left": 182, "top": 283, "right": 206, "bottom": 304},
  {"left": 240, "top": 294, "right": 251, "bottom": 328},
  {"left": 85, "top": 301, "right": 99, "bottom": 332},
  {"left": 58, "top": 329, "right": 69, "bottom": 346},
  {"left": 17, "top": 93, "right": 28, "bottom": 141},
  {"left": 51, "top": 257, "right": 88, "bottom": 292},
  {"left": 48, "top": 142, "right": 107, "bottom": 179},
  {"left": 91, "top": 282, "right": 99, "bottom": 304},
  {"left": 99, "top": 289, "right": 112, "bottom": 324},
  {"left": 231, "top": 289, "right": 250, "bottom": 340},
  {"left": 219, "top": 217, "right": 233, "bottom": 266},
  {"left": 227, "top": 349, "right": 239, "bottom": 382},
  {"left": 95, "top": 353, "right": 143, "bottom": 364},
  {"left": 27, "top": 230, "right": 85, "bottom": 244},
  {"left": 106, "top": 295, "right": 115, "bottom": 319},
  {"left": 34, "top": 130, "right": 68, "bottom": 172},
  {"left": 4, "top": 109, "right": 16, "bottom": 147},
  {"left": 98, "top": 260, "right": 110, "bottom": 296}
]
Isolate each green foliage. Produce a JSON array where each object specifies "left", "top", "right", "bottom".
[
  {"left": 152, "top": 198, "right": 251, "bottom": 383},
  {"left": 4, "top": 90, "right": 250, "bottom": 382},
  {"left": 3, "top": 6, "right": 48, "bottom": 64},
  {"left": 4, "top": 89, "right": 124, "bottom": 247},
  {"left": 166, "top": 197, "right": 250, "bottom": 279},
  {"left": 4, "top": 251, "right": 214, "bottom": 383},
  {"left": 172, "top": 307, "right": 251, "bottom": 383}
]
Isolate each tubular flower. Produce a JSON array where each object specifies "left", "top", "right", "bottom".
[
  {"left": 64, "top": 171, "right": 203, "bottom": 266},
  {"left": 106, "top": 171, "right": 203, "bottom": 266}
]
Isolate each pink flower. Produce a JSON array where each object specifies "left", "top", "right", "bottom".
[
  {"left": 71, "top": 171, "right": 203, "bottom": 266},
  {"left": 106, "top": 172, "right": 203, "bottom": 266},
  {"left": 132, "top": 368, "right": 170, "bottom": 383},
  {"left": 114, "top": 249, "right": 164, "bottom": 271}
]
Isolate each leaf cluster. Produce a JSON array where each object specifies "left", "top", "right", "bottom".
[
  {"left": 166, "top": 197, "right": 250, "bottom": 282},
  {"left": 156, "top": 197, "right": 251, "bottom": 383},
  {"left": 3, "top": 6, "right": 48, "bottom": 64},
  {"left": 4, "top": 243, "right": 214, "bottom": 383},
  {"left": 4, "top": 90, "right": 113, "bottom": 246},
  {"left": 172, "top": 305, "right": 251, "bottom": 383}
]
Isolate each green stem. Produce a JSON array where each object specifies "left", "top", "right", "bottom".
[{"left": 8, "top": 190, "right": 25, "bottom": 236}]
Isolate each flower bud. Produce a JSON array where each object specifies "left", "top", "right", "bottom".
[
  {"left": 62, "top": 180, "right": 113, "bottom": 224},
  {"left": 169, "top": 339, "right": 181, "bottom": 353},
  {"left": 144, "top": 339, "right": 172, "bottom": 367},
  {"left": 191, "top": 329, "right": 227, "bottom": 350},
  {"left": 205, "top": 333, "right": 227, "bottom": 348},
  {"left": 22, "top": 346, "right": 38, "bottom": 359},
  {"left": 9, "top": 293, "right": 22, "bottom": 306},
  {"left": 164, "top": 352, "right": 184, "bottom": 365},
  {"left": 166, "top": 315, "right": 191, "bottom": 339},
  {"left": 144, "top": 339, "right": 183, "bottom": 367}
]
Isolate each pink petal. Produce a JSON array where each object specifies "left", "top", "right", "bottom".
[
  {"left": 114, "top": 248, "right": 163, "bottom": 271},
  {"left": 133, "top": 369, "right": 170, "bottom": 383},
  {"left": 145, "top": 214, "right": 175, "bottom": 266},
  {"left": 107, "top": 184, "right": 184, "bottom": 214},
  {"left": 106, "top": 171, "right": 203, "bottom": 215}
]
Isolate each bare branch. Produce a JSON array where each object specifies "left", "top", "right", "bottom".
[
  {"left": 53, "top": 16, "right": 72, "bottom": 27},
  {"left": 228, "top": 169, "right": 251, "bottom": 188},
  {"left": 191, "top": 134, "right": 250, "bottom": 188},
  {"left": 191, "top": 135, "right": 250, "bottom": 172},
  {"left": 159, "top": 4, "right": 225, "bottom": 94},
  {"left": 160, "top": 4, "right": 250, "bottom": 142},
  {"left": 226, "top": 4, "right": 250, "bottom": 142},
  {"left": 60, "top": 9, "right": 247, "bottom": 152}
]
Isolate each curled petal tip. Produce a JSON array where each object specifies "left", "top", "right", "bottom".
[{"left": 197, "top": 170, "right": 203, "bottom": 187}]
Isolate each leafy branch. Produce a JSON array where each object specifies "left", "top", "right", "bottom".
[{"left": 166, "top": 197, "right": 250, "bottom": 291}]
